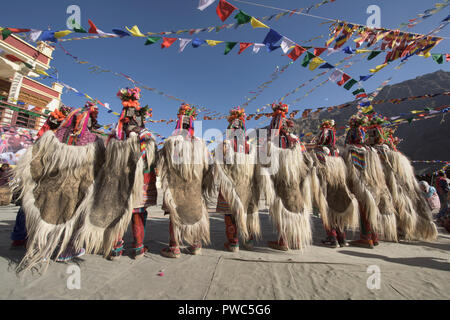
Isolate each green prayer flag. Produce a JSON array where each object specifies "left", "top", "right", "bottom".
[
  {"left": 224, "top": 42, "right": 237, "bottom": 55},
  {"left": 301, "top": 52, "right": 315, "bottom": 67},
  {"left": 432, "top": 54, "right": 444, "bottom": 64},
  {"left": 352, "top": 88, "right": 365, "bottom": 95},
  {"left": 145, "top": 36, "right": 161, "bottom": 45},
  {"left": 73, "top": 26, "right": 87, "bottom": 33},
  {"left": 2, "top": 28, "right": 12, "bottom": 40},
  {"left": 407, "top": 117, "right": 414, "bottom": 124},
  {"left": 344, "top": 79, "right": 358, "bottom": 90},
  {"left": 234, "top": 10, "right": 252, "bottom": 25},
  {"left": 367, "top": 51, "right": 381, "bottom": 60}
]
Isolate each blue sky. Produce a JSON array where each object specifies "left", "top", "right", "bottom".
[{"left": 3, "top": 0, "right": 449, "bottom": 140}]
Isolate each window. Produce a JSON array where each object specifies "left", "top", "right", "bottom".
[{"left": 11, "top": 109, "right": 39, "bottom": 129}]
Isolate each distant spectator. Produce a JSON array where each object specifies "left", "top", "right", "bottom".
[
  {"left": 435, "top": 171, "right": 450, "bottom": 219},
  {"left": 419, "top": 180, "right": 441, "bottom": 216},
  {"left": 0, "top": 164, "right": 13, "bottom": 205},
  {"left": 0, "top": 163, "right": 11, "bottom": 187}
]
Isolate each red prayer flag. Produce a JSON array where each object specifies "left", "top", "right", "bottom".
[
  {"left": 287, "top": 45, "right": 306, "bottom": 61},
  {"left": 337, "top": 73, "right": 351, "bottom": 86},
  {"left": 88, "top": 19, "right": 99, "bottom": 34},
  {"left": 238, "top": 42, "right": 253, "bottom": 54},
  {"left": 446, "top": 54, "right": 450, "bottom": 62},
  {"left": 356, "top": 93, "right": 368, "bottom": 99},
  {"left": 161, "top": 37, "right": 177, "bottom": 48},
  {"left": 313, "top": 47, "right": 327, "bottom": 56},
  {"left": 216, "top": 0, "right": 237, "bottom": 22},
  {"left": 7, "top": 28, "right": 31, "bottom": 33}
]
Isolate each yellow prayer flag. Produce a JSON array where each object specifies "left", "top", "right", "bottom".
[
  {"left": 376, "top": 31, "right": 389, "bottom": 42},
  {"left": 370, "top": 63, "right": 388, "bottom": 73},
  {"left": 206, "top": 40, "right": 223, "bottom": 46},
  {"left": 126, "top": 25, "right": 146, "bottom": 37},
  {"left": 84, "top": 94, "right": 93, "bottom": 100},
  {"left": 35, "top": 69, "right": 49, "bottom": 76},
  {"left": 355, "top": 49, "right": 371, "bottom": 53},
  {"left": 362, "top": 105, "right": 373, "bottom": 114},
  {"left": 250, "top": 17, "right": 269, "bottom": 29},
  {"left": 308, "top": 57, "right": 325, "bottom": 71},
  {"left": 54, "top": 30, "right": 73, "bottom": 38},
  {"left": 411, "top": 110, "right": 424, "bottom": 114}
]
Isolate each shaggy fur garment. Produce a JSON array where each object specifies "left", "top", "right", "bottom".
[{"left": 157, "top": 135, "right": 211, "bottom": 246}]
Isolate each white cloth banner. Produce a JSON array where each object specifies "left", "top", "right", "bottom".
[
  {"left": 179, "top": 38, "right": 192, "bottom": 52},
  {"left": 253, "top": 43, "right": 265, "bottom": 53},
  {"left": 280, "top": 37, "right": 295, "bottom": 54},
  {"left": 28, "top": 30, "right": 43, "bottom": 42},
  {"left": 329, "top": 69, "right": 343, "bottom": 83},
  {"left": 198, "top": 0, "right": 216, "bottom": 11}
]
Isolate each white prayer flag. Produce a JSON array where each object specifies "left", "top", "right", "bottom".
[
  {"left": 327, "top": 47, "right": 339, "bottom": 56},
  {"left": 28, "top": 30, "right": 43, "bottom": 42},
  {"left": 329, "top": 69, "right": 343, "bottom": 83},
  {"left": 253, "top": 43, "right": 265, "bottom": 53},
  {"left": 198, "top": 0, "right": 216, "bottom": 11},
  {"left": 179, "top": 38, "right": 192, "bottom": 53},
  {"left": 280, "top": 37, "right": 295, "bottom": 54}
]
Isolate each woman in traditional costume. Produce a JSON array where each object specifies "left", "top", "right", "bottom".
[
  {"left": 343, "top": 114, "right": 380, "bottom": 248},
  {"left": 259, "top": 103, "right": 313, "bottom": 251},
  {"left": 212, "top": 107, "right": 260, "bottom": 252},
  {"left": 309, "top": 119, "right": 359, "bottom": 248},
  {"left": 157, "top": 104, "right": 211, "bottom": 258},
  {"left": 109, "top": 87, "right": 158, "bottom": 260},
  {"left": 367, "top": 115, "right": 437, "bottom": 242}
]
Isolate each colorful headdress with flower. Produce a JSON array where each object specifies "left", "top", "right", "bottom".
[
  {"left": 227, "top": 107, "right": 246, "bottom": 130},
  {"left": 175, "top": 103, "right": 197, "bottom": 136},
  {"left": 117, "top": 87, "right": 141, "bottom": 108},
  {"left": 271, "top": 102, "right": 289, "bottom": 117},
  {"left": 368, "top": 113, "right": 389, "bottom": 126},
  {"left": 270, "top": 103, "right": 290, "bottom": 134},
  {"left": 348, "top": 113, "right": 369, "bottom": 127},
  {"left": 319, "top": 119, "right": 335, "bottom": 129},
  {"left": 317, "top": 119, "right": 336, "bottom": 147}
]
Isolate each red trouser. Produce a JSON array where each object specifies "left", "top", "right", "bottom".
[
  {"left": 132, "top": 208, "right": 148, "bottom": 249},
  {"left": 166, "top": 214, "right": 202, "bottom": 249},
  {"left": 224, "top": 214, "right": 238, "bottom": 245},
  {"left": 358, "top": 201, "right": 379, "bottom": 242},
  {"left": 112, "top": 208, "right": 148, "bottom": 253},
  {"left": 325, "top": 227, "right": 346, "bottom": 242}
]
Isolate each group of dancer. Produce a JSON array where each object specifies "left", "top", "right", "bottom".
[{"left": 10, "top": 87, "right": 438, "bottom": 272}]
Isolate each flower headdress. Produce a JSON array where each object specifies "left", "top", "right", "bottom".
[
  {"left": 368, "top": 113, "right": 389, "bottom": 126},
  {"left": 271, "top": 102, "right": 289, "bottom": 117},
  {"left": 227, "top": 107, "right": 246, "bottom": 129},
  {"left": 117, "top": 87, "right": 141, "bottom": 108},
  {"left": 348, "top": 113, "right": 368, "bottom": 127},
  {"left": 175, "top": 103, "right": 197, "bottom": 136},
  {"left": 177, "top": 103, "right": 197, "bottom": 119},
  {"left": 319, "top": 119, "right": 335, "bottom": 129}
]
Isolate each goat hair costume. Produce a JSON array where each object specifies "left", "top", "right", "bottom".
[
  {"left": 368, "top": 122, "right": 437, "bottom": 241},
  {"left": 157, "top": 106, "right": 211, "bottom": 247},
  {"left": 343, "top": 114, "right": 397, "bottom": 242},
  {"left": 259, "top": 103, "right": 313, "bottom": 250},
  {"left": 309, "top": 120, "right": 359, "bottom": 234},
  {"left": 212, "top": 107, "right": 261, "bottom": 241},
  {"left": 14, "top": 127, "right": 155, "bottom": 272}
]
